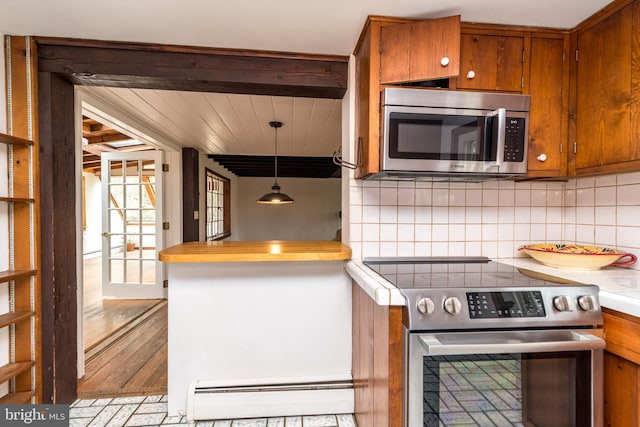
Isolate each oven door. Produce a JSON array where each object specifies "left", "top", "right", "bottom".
[{"left": 406, "top": 329, "right": 604, "bottom": 427}]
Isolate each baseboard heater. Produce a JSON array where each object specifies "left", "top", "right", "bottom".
[{"left": 186, "top": 378, "right": 354, "bottom": 422}]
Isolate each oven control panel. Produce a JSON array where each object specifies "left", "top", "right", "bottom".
[
  {"left": 402, "top": 285, "right": 603, "bottom": 331},
  {"left": 466, "top": 291, "right": 546, "bottom": 318}
]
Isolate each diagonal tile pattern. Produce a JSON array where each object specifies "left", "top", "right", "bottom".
[{"left": 69, "top": 395, "right": 357, "bottom": 427}]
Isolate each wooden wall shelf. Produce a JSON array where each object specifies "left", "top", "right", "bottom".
[
  {"left": 0, "top": 362, "right": 34, "bottom": 385},
  {"left": 0, "top": 116, "right": 39, "bottom": 402},
  {"left": 0, "top": 312, "right": 35, "bottom": 330},
  {"left": 0, "top": 197, "right": 35, "bottom": 204},
  {"left": 0, "top": 270, "right": 36, "bottom": 284},
  {"left": 0, "top": 133, "right": 33, "bottom": 146},
  {"left": 0, "top": 391, "right": 36, "bottom": 404}
]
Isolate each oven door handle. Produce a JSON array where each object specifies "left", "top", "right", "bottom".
[{"left": 418, "top": 331, "right": 605, "bottom": 356}]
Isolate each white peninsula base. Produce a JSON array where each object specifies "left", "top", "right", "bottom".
[{"left": 166, "top": 260, "right": 353, "bottom": 421}]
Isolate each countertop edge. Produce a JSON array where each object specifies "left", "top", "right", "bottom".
[
  {"left": 346, "top": 257, "right": 640, "bottom": 317},
  {"left": 158, "top": 241, "right": 352, "bottom": 263}
]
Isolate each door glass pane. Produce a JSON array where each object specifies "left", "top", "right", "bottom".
[
  {"left": 110, "top": 259, "right": 124, "bottom": 284},
  {"left": 142, "top": 260, "right": 156, "bottom": 284},
  {"left": 125, "top": 184, "right": 141, "bottom": 209},
  {"left": 125, "top": 259, "right": 140, "bottom": 283}
]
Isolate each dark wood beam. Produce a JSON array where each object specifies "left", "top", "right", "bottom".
[
  {"left": 38, "top": 71, "right": 78, "bottom": 403},
  {"left": 35, "top": 37, "right": 349, "bottom": 99},
  {"left": 85, "top": 133, "right": 131, "bottom": 144}
]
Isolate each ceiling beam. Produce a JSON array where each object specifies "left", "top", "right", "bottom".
[{"left": 36, "top": 37, "right": 349, "bottom": 99}]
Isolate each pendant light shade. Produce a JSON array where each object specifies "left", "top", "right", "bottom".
[{"left": 256, "top": 121, "right": 294, "bottom": 205}]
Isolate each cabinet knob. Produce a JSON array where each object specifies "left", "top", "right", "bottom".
[
  {"left": 537, "top": 154, "right": 547, "bottom": 162},
  {"left": 440, "top": 56, "right": 450, "bottom": 67},
  {"left": 466, "top": 70, "right": 475, "bottom": 79}
]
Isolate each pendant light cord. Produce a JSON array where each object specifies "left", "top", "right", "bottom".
[
  {"left": 269, "top": 120, "right": 283, "bottom": 186},
  {"left": 274, "top": 125, "right": 278, "bottom": 185}
]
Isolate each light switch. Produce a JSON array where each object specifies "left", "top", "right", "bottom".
[{"left": 194, "top": 211, "right": 199, "bottom": 220}]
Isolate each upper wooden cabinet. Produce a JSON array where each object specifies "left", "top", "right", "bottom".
[
  {"left": 572, "top": 1, "right": 640, "bottom": 175},
  {"left": 455, "top": 31, "right": 525, "bottom": 92},
  {"left": 526, "top": 34, "right": 570, "bottom": 177},
  {"left": 354, "top": 16, "right": 410, "bottom": 178},
  {"left": 380, "top": 16, "right": 461, "bottom": 84}
]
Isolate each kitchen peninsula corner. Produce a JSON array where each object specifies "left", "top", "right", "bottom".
[{"left": 158, "top": 240, "right": 353, "bottom": 421}]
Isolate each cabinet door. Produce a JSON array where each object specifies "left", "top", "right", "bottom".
[
  {"left": 456, "top": 33, "right": 524, "bottom": 92},
  {"left": 527, "top": 36, "right": 568, "bottom": 177},
  {"left": 604, "top": 352, "right": 639, "bottom": 427},
  {"left": 574, "top": 3, "right": 640, "bottom": 174},
  {"left": 380, "top": 15, "right": 460, "bottom": 84}
]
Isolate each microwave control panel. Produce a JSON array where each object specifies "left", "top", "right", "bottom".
[{"left": 504, "top": 118, "right": 526, "bottom": 162}]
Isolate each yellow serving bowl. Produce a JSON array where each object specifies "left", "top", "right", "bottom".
[{"left": 518, "top": 244, "right": 637, "bottom": 270}]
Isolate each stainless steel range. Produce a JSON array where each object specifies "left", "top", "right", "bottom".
[{"left": 363, "top": 257, "right": 605, "bottom": 427}]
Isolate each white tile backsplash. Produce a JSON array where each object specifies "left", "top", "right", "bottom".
[{"left": 348, "top": 171, "right": 640, "bottom": 268}]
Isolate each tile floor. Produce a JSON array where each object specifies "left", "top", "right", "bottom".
[{"left": 69, "top": 395, "right": 357, "bottom": 427}]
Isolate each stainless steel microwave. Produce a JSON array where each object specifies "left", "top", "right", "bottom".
[{"left": 378, "top": 88, "right": 530, "bottom": 180}]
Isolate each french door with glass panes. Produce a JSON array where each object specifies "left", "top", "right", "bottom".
[{"left": 101, "top": 151, "right": 164, "bottom": 298}]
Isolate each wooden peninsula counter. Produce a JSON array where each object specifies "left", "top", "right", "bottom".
[{"left": 159, "top": 240, "right": 353, "bottom": 422}]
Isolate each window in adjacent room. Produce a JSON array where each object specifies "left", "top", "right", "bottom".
[{"left": 205, "top": 169, "right": 231, "bottom": 240}]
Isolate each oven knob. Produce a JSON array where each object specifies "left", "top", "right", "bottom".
[
  {"left": 416, "top": 297, "right": 435, "bottom": 315},
  {"left": 577, "top": 295, "right": 599, "bottom": 312},
  {"left": 443, "top": 297, "right": 462, "bottom": 315},
  {"left": 553, "top": 295, "right": 571, "bottom": 312}
]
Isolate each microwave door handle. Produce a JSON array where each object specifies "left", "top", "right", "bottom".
[
  {"left": 418, "top": 331, "right": 605, "bottom": 356},
  {"left": 487, "top": 108, "right": 506, "bottom": 167}
]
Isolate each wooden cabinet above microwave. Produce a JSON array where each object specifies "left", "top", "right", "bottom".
[{"left": 379, "top": 16, "right": 461, "bottom": 84}]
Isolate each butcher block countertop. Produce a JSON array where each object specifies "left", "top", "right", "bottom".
[{"left": 158, "top": 240, "right": 352, "bottom": 263}]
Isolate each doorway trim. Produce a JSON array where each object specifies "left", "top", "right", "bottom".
[{"left": 17, "top": 35, "right": 348, "bottom": 403}]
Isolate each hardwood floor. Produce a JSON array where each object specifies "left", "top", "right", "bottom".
[{"left": 80, "top": 253, "right": 167, "bottom": 398}]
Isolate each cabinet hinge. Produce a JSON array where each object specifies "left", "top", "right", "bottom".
[
  {"left": 162, "top": 163, "right": 169, "bottom": 172},
  {"left": 521, "top": 76, "right": 524, "bottom": 88},
  {"left": 573, "top": 142, "right": 577, "bottom": 154},
  {"left": 163, "top": 279, "right": 168, "bottom": 288},
  {"left": 163, "top": 222, "right": 170, "bottom": 230},
  {"left": 560, "top": 143, "right": 563, "bottom": 153},
  {"left": 575, "top": 49, "right": 579, "bottom": 62},
  {"left": 562, "top": 52, "right": 566, "bottom": 63}
]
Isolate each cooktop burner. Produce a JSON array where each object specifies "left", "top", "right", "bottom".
[
  {"left": 363, "top": 256, "right": 602, "bottom": 331},
  {"left": 363, "top": 256, "right": 575, "bottom": 289}
]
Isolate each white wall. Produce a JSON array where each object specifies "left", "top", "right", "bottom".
[
  {"left": 82, "top": 172, "right": 103, "bottom": 255},
  {"left": 235, "top": 177, "right": 342, "bottom": 241}
]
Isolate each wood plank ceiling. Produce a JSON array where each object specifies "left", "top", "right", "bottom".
[
  {"left": 81, "top": 88, "right": 342, "bottom": 178},
  {"left": 82, "top": 117, "right": 154, "bottom": 174}
]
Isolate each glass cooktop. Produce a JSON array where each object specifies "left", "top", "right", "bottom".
[{"left": 363, "top": 256, "right": 580, "bottom": 289}]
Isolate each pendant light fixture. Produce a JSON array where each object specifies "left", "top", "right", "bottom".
[{"left": 256, "top": 120, "right": 295, "bottom": 204}]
